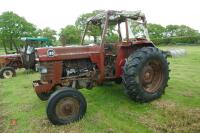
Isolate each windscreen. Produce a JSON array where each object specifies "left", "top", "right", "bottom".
[
  {"left": 128, "top": 19, "right": 149, "bottom": 40},
  {"left": 120, "top": 19, "right": 149, "bottom": 41}
]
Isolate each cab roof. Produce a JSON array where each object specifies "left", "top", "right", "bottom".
[
  {"left": 21, "top": 37, "right": 49, "bottom": 42},
  {"left": 88, "top": 10, "right": 146, "bottom": 24}
]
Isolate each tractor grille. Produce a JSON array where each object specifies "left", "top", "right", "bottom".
[{"left": 40, "top": 62, "right": 56, "bottom": 82}]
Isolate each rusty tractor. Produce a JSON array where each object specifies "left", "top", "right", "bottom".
[
  {"left": 33, "top": 10, "right": 170, "bottom": 125},
  {"left": 0, "top": 37, "right": 50, "bottom": 78}
]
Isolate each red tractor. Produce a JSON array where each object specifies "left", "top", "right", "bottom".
[{"left": 33, "top": 10, "right": 169, "bottom": 125}]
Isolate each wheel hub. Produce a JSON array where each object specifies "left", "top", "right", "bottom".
[
  {"left": 56, "top": 97, "right": 80, "bottom": 120},
  {"left": 3, "top": 70, "right": 13, "bottom": 79},
  {"left": 143, "top": 66, "right": 154, "bottom": 84},
  {"left": 62, "top": 103, "right": 73, "bottom": 115},
  {"left": 141, "top": 60, "right": 163, "bottom": 93}
]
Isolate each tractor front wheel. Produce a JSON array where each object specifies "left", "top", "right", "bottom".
[
  {"left": 0, "top": 67, "right": 16, "bottom": 79},
  {"left": 122, "top": 47, "right": 169, "bottom": 102},
  {"left": 46, "top": 87, "right": 87, "bottom": 125}
]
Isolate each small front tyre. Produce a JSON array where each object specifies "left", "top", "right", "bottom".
[
  {"left": 46, "top": 87, "right": 87, "bottom": 125},
  {"left": 0, "top": 67, "right": 16, "bottom": 79}
]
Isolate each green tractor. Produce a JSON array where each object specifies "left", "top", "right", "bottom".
[{"left": 0, "top": 37, "right": 51, "bottom": 79}]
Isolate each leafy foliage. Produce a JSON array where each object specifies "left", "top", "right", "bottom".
[
  {"left": 75, "top": 10, "right": 104, "bottom": 33},
  {"left": 165, "top": 25, "right": 199, "bottom": 37},
  {"left": 59, "top": 25, "right": 81, "bottom": 45},
  {"left": 38, "top": 27, "right": 57, "bottom": 44},
  {"left": 105, "top": 26, "right": 119, "bottom": 43},
  {"left": 152, "top": 36, "right": 200, "bottom": 45},
  {"left": 75, "top": 11, "right": 103, "bottom": 43},
  {"left": 0, "top": 11, "right": 37, "bottom": 50},
  {"left": 147, "top": 24, "right": 200, "bottom": 45},
  {"left": 75, "top": 10, "right": 120, "bottom": 44},
  {"left": 0, "top": 10, "right": 199, "bottom": 47},
  {"left": 147, "top": 23, "right": 166, "bottom": 39}
]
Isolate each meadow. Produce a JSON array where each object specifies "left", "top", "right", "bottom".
[
  {"left": 0, "top": 48, "right": 5, "bottom": 54},
  {"left": 0, "top": 45, "right": 200, "bottom": 133}
]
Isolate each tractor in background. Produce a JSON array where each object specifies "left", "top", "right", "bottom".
[{"left": 0, "top": 37, "right": 51, "bottom": 78}]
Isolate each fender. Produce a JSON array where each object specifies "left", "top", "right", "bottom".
[{"left": 115, "top": 42, "right": 155, "bottom": 78}]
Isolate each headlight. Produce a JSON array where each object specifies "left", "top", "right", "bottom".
[{"left": 38, "top": 66, "right": 47, "bottom": 74}]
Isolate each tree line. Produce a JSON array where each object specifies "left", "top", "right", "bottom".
[
  {"left": 0, "top": 11, "right": 199, "bottom": 50},
  {"left": 147, "top": 24, "right": 200, "bottom": 45}
]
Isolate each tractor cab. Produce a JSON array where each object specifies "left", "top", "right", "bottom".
[
  {"left": 81, "top": 10, "right": 151, "bottom": 46},
  {"left": 20, "top": 37, "right": 51, "bottom": 69},
  {"left": 80, "top": 10, "right": 154, "bottom": 78}
]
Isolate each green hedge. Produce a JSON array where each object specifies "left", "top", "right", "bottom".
[{"left": 151, "top": 36, "right": 200, "bottom": 45}]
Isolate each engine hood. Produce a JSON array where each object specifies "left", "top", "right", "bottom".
[{"left": 35, "top": 44, "right": 102, "bottom": 62}]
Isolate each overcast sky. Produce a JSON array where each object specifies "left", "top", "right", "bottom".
[{"left": 0, "top": 0, "right": 199, "bottom": 32}]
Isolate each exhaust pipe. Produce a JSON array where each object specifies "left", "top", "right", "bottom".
[{"left": 164, "top": 48, "right": 186, "bottom": 58}]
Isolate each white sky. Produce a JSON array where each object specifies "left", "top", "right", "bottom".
[{"left": 0, "top": 0, "right": 199, "bottom": 32}]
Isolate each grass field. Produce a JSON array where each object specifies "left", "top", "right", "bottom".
[
  {"left": 0, "top": 45, "right": 200, "bottom": 133},
  {"left": 0, "top": 48, "right": 5, "bottom": 54}
]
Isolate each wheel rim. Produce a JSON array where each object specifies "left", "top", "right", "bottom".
[
  {"left": 55, "top": 97, "right": 80, "bottom": 120},
  {"left": 140, "top": 59, "right": 164, "bottom": 93},
  {"left": 3, "top": 70, "right": 13, "bottom": 79}
]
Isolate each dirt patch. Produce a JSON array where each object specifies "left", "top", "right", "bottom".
[
  {"left": 30, "top": 117, "right": 82, "bottom": 133},
  {"left": 0, "top": 116, "right": 4, "bottom": 123},
  {"left": 152, "top": 100, "right": 177, "bottom": 109},
  {"left": 0, "top": 115, "right": 5, "bottom": 133},
  {"left": 181, "top": 92, "right": 194, "bottom": 97},
  {"left": 139, "top": 101, "right": 200, "bottom": 132}
]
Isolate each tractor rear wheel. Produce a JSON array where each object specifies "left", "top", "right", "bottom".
[
  {"left": 0, "top": 67, "right": 16, "bottom": 79},
  {"left": 122, "top": 47, "right": 169, "bottom": 102},
  {"left": 46, "top": 87, "right": 87, "bottom": 125}
]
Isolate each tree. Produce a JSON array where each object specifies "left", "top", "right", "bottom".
[
  {"left": 59, "top": 25, "right": 81, "bottom": 45},
  {"left": 147, "top": 23, "right": 166, "bottom": 39},
  {"left": 75, "top": 10, "right": 104, "bottom": 33},
  {"left": 0, "top": 11, "right": 37, "bottom": 50},
  {"left": 75, "top": 10, "right": 104, "bottom": 43},
  {"left": 105, "top": 25, "right": 119, "bottom": 43},
  {"left": 165, "top": 25, "right": 180, "bottom": 37},
  {"left": 165, "top": 25, "right": 199, "bottom": 37},
  {"left": 75, "top": 12, "right": 94, "bottom": 33},
  {"left": 175, "top": 25, "right": 199, "bottom": 37},
  {"left": 38, "top": 27, "right": 57, "bottom": 44}
]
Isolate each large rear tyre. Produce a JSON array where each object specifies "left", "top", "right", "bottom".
[
  {"left": 122, "top": 47, "right": 169, "bottom": 102},
  {"left": 46, "top": 87, "right": 87, "bottom": 125},
  {"left": 0, "top": 67, "right": 16, "bottom": 79}
]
